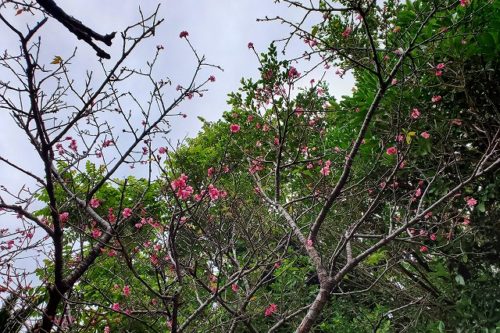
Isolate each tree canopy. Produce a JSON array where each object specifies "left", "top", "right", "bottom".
[{"left": 0, "top": 0, "right": 499, "bottom": 332}]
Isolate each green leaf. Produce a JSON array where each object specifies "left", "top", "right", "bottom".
[
  {"left": 455, "top": 274, "right": 466, "bottom": 286},
  {"left": 438, "top": 321, "right": 445, "bottom": 333}
]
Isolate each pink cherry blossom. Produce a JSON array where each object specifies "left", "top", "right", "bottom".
[
  {"left": 247, "top": 42, "right": 254, "bottom": 49},
  {"left": 306, "top": 239, "right": 313, "bottom": 247},
  {"left": 460, "top": 0, "right": 470, "bottom": 6},
  {"left": 230, "top": 124, "right": 241, "bottom": 133},
  {"left": 466, "top": 197, "right": 477, "bottom": 207},
  {"left": 420, "top": 245, "right": 428, "bottom": 253},
  {"left": 158, "top": 147, "right": 167, "bottom": 154},
  {"left": 207, "top": 167, "right": 215, "bottom": 178},
  {"left": 264, "top": 303, "right": 278, "bottom": 317},
  {"left": 431, "top": 95, "right": 442, "bottom": 103},
  {"left": 179, "top": 31, "right": 189, "bottom": 38},
  {"left": 436, "top": 63, "right": 446, "bottom": 70},
  {"left": 463, "top": 218, "right": 470, "bottom": 225},
  {"left": 177, "top": 186, "right": 193, "bottom": 200},
  {"left": 69, "top": 139, "right": 78, "bottom": 152},
  {"left": 171, "top": 174, "right": 188, "bottom": 190},
  {"left": 421, "top": 132, "right": 430, "bottom": 139},
  {"left": 90, "top": 198, "right": 101, "bottom": 208},
  {"left": 208, "top": 184, "right": 220, "bottom": 201},
  {"left": 386, "top": 147, "right": 398, "bottom": 155},
  {"left": 122, "top": 208, "right": 132, "bottom": 219},
  {"left": 104, "top": 326, "right": 110, "bottom": 333},
  {"left": 435, "top": 70, "right": 443, "bottom": 77},
  {"left": 91, "top": 228, "right": 102, "bottom": 238},
  {"left": 341, "top": 27, "right": 352, "bottom": 38},
  {"left": 123, "top": 285, "right": 131, "bottom": 297},
  {"left": 411, "top": 108, "right": 421, "bottom": 119},
  {"left": 111, "top": 303, "right": 120, "bottom": 312},
  {"left": 288, "top": 66, "right": 300, "bottom": 80},
  {"left": 320, "top": 160, "right": 331, "bottom": 176},
  {"left": 56, "top": 143, "right": 65, "bottom": 155},
  {"left": 103, "top": 139, "right": 114, "bottom": 148},
  {"left": 430, "top": 234, "right": 437, "bottom": 241},
  {"left": 231, "top": 283, "right": 239, "bottom": 292},
  {"left": 208, "top": 75, "right": 216, "bottom": 82},
  {"left": 59, "top": 212, "right": 69, "bottom": 223}
]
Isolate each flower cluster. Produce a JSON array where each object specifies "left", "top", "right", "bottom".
[{"left": 171, "top": 174, "right": 193, "bottom": 200}]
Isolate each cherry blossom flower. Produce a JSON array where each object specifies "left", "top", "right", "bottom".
[
  {"left": 431, "top": 95, "right": 442, "bottom": 103},
  {"left": 466, "top": 197, "right": 477, "bottom": 207},
  {"left": 420, "top": 245, "right": 428, "bottom": 253},
  {"left": 411, "top": 108, "right": 421, "bottom": 119},
  {"left": 320, "top": 160, "right": 332, "bottom": 176},
  {"left": 103, "top": 139, "right": 114, "bottom": 148},
  {"left": 386, "top": 147, "right": 398, "bottom": 155},
  {"left": 341, "top": 27, "right": 352, "bottom": 38},
  {"left": 207, "top": 167, "right": 215, "bottom": 178},
  {"left": 391, "top": 78, "right": 398, "bottom": 85},
  {"left": 421, "top": 132, "right": 430, "bottom": 139},
  {"left": 123, "top": 285, "right": 131, "bottom": 297},
  {"left": 247, "top": 42, "right": 254, "bottom": 49},
  {"left": 158, "top": 147, "right": 167, "bottom": 154},
  {"left": 122, "top": 208, "right": 132, "bottom": 219},
  {"left": 108, "top": 209, "right": 116, "bottom": 223},
  {"left": 91, "top": 228, "right": 102, "bottom": 238},
  {"left": 436, "top": 63, "right": 446, "bottom": 70},
  {"left": 90, "top": 198, "right": 101, "bottom": 208},
  {"left": 69, "top": 139, "right": 78, "bottom": 152},
  {"left": 460, "top": 0, "right": 470, "bottom": 6},
  {"left": 265, "top": 303, "right": 278, "bottom": 317},
  {"left": 451, "top": 118, "right": 462, "bottom": 126},
  {"left": 179, "top": 31, "right": 189, "bottom": 38},
  {"left": 208, "top": 184, "right": 220, "bottom": 201},
  {"left": 171, "top": 174, "right": 188, "bottom": 190},
  {"left": 208, "top": 75, "right": 216, "bottom": 82},
  {"left": 231, "top": 283, "right": 239, "bottom": 292},
  {"left": 56, "top": 143, "right": 65, "bottom": 155},
  {"left": 288, "top": 66, "right": 300, "bottom": 80},
  {"left": 230, "top": 124, "right": 241, "bottom": 133},
  {"left": 249, "top": 159, "right": 264, "bottom": 174},
  {"left": 177, "top": 186, "right": 193, "bottom": 200},
  {"left": 111, "top": 303, "right": 120, "bottom": 312},
  {"left": 59, "top": 212, "right": 69, "bottom": 223},
  {"left": 104, "top": 326, "right": 110, "bottom": 333},
  {"left": 430, "top": 234, "right": 437, "bottom": 241},
  {"left": 463, "top": 218, "right": 470, "bottom": 225},
  {"left": 306, "top": 239, "right": 313, "bottom": 247}
]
